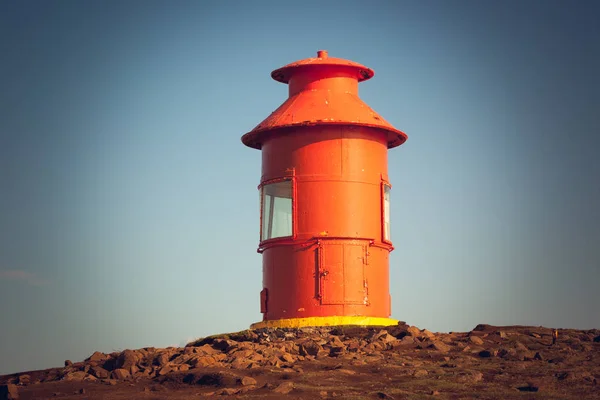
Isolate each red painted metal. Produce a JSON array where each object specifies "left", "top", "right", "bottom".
[{"left": 242, "top": 50, "right": 407, "bottom": 322}]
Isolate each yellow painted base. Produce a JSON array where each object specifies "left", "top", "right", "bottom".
[{"left": 250, "top": 316, "right": 399, "bottom": 329}]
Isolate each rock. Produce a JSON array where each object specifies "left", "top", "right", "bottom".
[
  {"left": 497, "top": 348, "right": 518, "bottom": 359},
  {"left": 90, "top": 366, "right": 110, "bottom": 379},
  {"left": 400, "top": 336, "right": 415, "bottom": 345},
  {"left": 16, "top": 375, "right": 30, "bottom": 386},
  {"left": 517, "top": 384, "right": 539, "bottom": 392},
  {"left": 430, "top": 342, "right": 451, "bottom": 353},
  {"left": 593, "top": 335, "right": 600, "bottom": 343},
  {"left": 111, "top": 369, "right": 130, "bottom": 380},
  {"left": 457, "top": 371, "right": 483, "bottom": 383},
  {"left": 231, "top": 358, "right": 251, "bottom": 369},
  {"left": 117, "top": 350, "right": 139, "bottom": 370},
  {"left": 0, "top": 384, "right": 19, "bottom": 400},
  {"left": 513, "top": 341, "right": 528, "bottom": 351},
  {"left": 372, "top": 330, "right": 396, "bottom": 343},
  {"left": 337, "top": 369, "right": 356, "bottom": 375},
  {"left": 421, "top": 329, "right": 435, "bottom": 339},
  {"left": 406, "top": 326, "right": 421, "bottom": 337},
  {"left": 240, "top": 376, "right": 257, "bottom": 386},
  {"left": 299, "top": 341, "right": 322, "bottom": 357},
  {"left": 413, "top": 369, "right": 428, "bottom": 377},
  {"left": 78, "top": 388, "right": 86, "bottom": 395},
  {"left": 63, "top": 372, "right": 87, "bottom": 381},
  {"left": 272, "top": 381, "right": 294, "bottom": 394},
  {"left": 479, "top": 350, "right": 492, "bottom": 358},
  {"left": 431, "top": 390, "right": 440, "bottom": 395},
  {"left": 216, "top": 388, "right": 240, "bottom": 395},
  {"left": 155, "top": 353, "right": 170, "bottom": 366},
  {"left": 469, "top": 336, "right": 484, "bottom": 345},
  {"left": 195, "top": 344, "right": 220, "bottom": 355},
  {"left": 178, "top": 364, "right": 190, "bottom": 372},
  {"left": 64, "top": 360, "right": 73, "bottom": 367},
  {"left": 87, "top": 351, "right": 107, "bottom": 362},
  {"left": 212, "top": 339, "right": 235, "bottom": 352},
  {"left": 190, "top": 355, "right": 217, "bottom": 367},
  {"left": 158, "top": 366, "right": 173, "bottom": 376}
]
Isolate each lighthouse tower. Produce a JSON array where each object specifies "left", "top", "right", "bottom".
[{"left": 242, "top": 51, "right": 407, "bottom": 328}]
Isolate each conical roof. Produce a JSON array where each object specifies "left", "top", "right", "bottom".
[{"left": 242, "top": 50, "right": 407, "bottom": 149}]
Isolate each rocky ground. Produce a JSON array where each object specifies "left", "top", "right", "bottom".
[{"left": 1, "top": 323, "right": 599, "bottom": 399}]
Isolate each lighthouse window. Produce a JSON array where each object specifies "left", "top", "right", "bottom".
[
  {"left": 261, "top": 180, "right": 293, "bottom": 242},
  {"left": 383, "top": 184, "right": 391, "bottom": 241}
]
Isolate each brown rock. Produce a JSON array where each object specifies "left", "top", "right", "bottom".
[
  {"left": 479, "top": 350, "right": 493, "bottom": 358},
  {"left": 272, "top": 381, "right": 294, "bottom": 394},
  {"left": 171, "top": 354, "right": 192, "bottom": 365},
  {"left": 517, "top": 383, "right": 539, "bottom": 392},
  {"left": 63, "top": 371, "right": 87, "bottom": 381},
  {"left": 413, "top": 369, "right": 429, "bottom": 377},
  {"left": 155, "top": 353, "right": 169, "bottom": 366},
  {"left": 329, "top": 346, "right": 346, "bottom": 357},
  {"left": 90, "top": 366, "right": 110, "bottom": 379},
  {"left": 195, "top": 344, "right": 220, "bottom": 355},
  {"left": 400, "top": 336, "right": 415, "bottom": 345},
  {"left": 111, "top": 369, "right": 130, "bottom": 380},
  {"left": 421, "top": 329, "right": 435, "bottom": 339},
  {"left": 216, "top": 388, "right": 240, "bottom": 395},
  {"left": 64, "top": 360, "right": 72, "bottom": 367},
  {"left": 0, "top": 384, "right": 19, "bottom": 400},
  {"left": 240, "top": 376, "right": 257, "bottom": 386},
  {"left": 406, "top": 326, "right": 421, "bottom": 337},
  {"left": 469, "top": 336, "right": 484, "bottom": 345},
  {"left": 231, "top": 358, "right": 252, "bottom": 369},
  {"left": 457, "top": 371, "right": 483, "bottom": 383},
  {"left": 212, "top": 338, "right": 236, "bottom": 352},
  {"left": 430, "top": 342, "right": 451, "bottom": 353},
  {"left": 87, "top": 351, "right": 107, "bottom": 362},
  {"left": 117, "top": 350, "right": 139, "bottom": 370},
  {"left": 329, "top": 368, "right": 352, "bottom": 375},
  {"left": 190, "top": 355, "right": 216, "bottom": 367},
  {"left": 16, "top": 375, "right": 29, "bottom": 386},
  {"left": 299, "top": 341, "right": 322, "bottom": 357}
]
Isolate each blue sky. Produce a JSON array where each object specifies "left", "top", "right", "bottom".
[{"left": 1, "top": 0, "right": 599, "bottom": 375}]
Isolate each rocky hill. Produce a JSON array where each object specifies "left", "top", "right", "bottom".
[{"left": 1, "top": 322, "right": 599, "bottom": 399}]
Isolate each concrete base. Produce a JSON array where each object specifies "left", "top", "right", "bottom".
[{"left": 250, "top": 316, "right": 399, "bottom": 329}]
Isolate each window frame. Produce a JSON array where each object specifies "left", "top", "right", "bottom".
[
  {"left": 258, "top": 176, "right": 296, "bottom": 245},
  {"left": 381, "top": 181, "right": 392, "bottom": 244}
]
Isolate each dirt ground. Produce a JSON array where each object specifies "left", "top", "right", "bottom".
[{"left": 2, "top": 323, "right": 599, "bottom": 399}]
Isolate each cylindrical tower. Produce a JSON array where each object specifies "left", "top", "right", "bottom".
[{"left": 242, "top": 50, "right": 407, "bottom": 328}]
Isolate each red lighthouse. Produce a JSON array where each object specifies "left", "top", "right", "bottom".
[{"left": 242, "top": 51, "right": 407, "bottom": 328}]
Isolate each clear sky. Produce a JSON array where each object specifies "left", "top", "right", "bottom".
[{"left": 1, "top": 0, "right": 599, "bottom": 375}]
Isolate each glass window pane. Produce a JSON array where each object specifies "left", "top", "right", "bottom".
[
  {"left": 261, "top": 180, "right": 293, "bottom": 241},
  {"left": 384, "top": 185, "right": 391, "bottom": 241}
]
